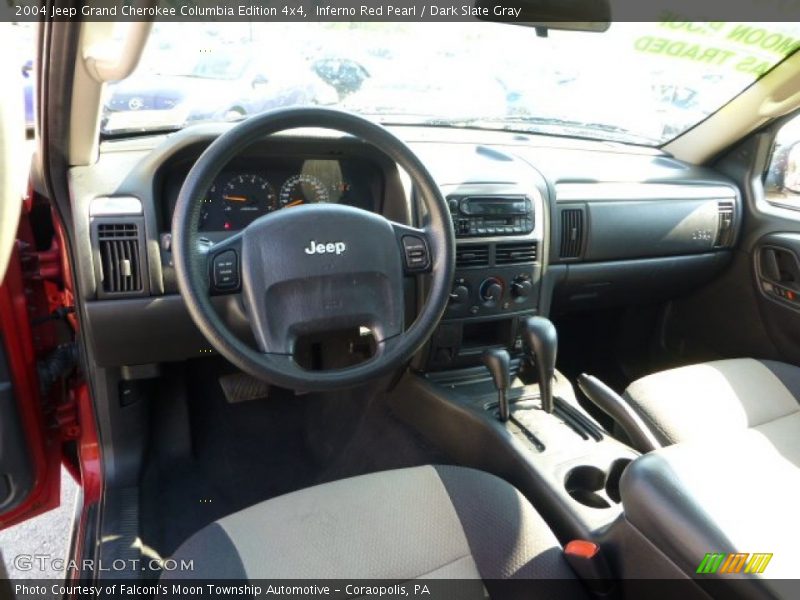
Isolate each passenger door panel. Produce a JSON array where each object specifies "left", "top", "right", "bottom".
[{"left": 733, "top": 129, "right": 800, "bottom": 366}]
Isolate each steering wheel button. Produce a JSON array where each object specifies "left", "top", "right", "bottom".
[
  {"left": 402, "top": 235, "right": 431, "bottom": 272},
  {"left": 212, "top": 250, "right": 239, "bottom": 290}
]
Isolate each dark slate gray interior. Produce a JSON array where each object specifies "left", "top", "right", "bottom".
[{"left": 30, "top": 84, "right": 800, "bottom": 598}]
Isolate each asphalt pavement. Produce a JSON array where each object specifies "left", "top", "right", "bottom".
[{"left": 0, "top": 468, "right": 79, "bottom": 580}]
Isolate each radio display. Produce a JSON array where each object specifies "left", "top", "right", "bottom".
[
  {"left": 471, "top": 202, "right": 509, "bottom": 215},
  {"left": 461, "top": 196, "right": 529, "bottom": 216}
]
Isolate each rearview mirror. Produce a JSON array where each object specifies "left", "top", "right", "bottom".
[
  {"left": 475, "top": 0, "right": 610, "bottom": 32},
  {"left": 784, "top": 142, "right": 800, "bottom": 194}
]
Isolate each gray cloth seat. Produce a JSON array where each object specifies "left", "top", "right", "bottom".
[
  {"left": 623, "top": 358, "right": 800, "bottom": 464},
  {"left": 164, "top": 465, "right": 586, "bottom": 597}
]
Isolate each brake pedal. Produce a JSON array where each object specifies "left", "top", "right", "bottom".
[{"left": 219, "top": 372, "right": 271, "bottom": 404}]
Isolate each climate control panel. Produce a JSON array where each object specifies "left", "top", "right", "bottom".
[{"left": 446, "top": 268, "right": 538, "bottom": 319}]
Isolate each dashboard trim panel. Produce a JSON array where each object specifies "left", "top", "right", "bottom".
[
  {"left": 89, "top": 196, "right": 143, "bottom": 217},
  {"left": 555, "top": 182, "right": 737, "bottom": 202}
]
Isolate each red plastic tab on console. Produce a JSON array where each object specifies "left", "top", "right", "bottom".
[{"left": 565, "top": 539, "right": 600, "bottom": 559}]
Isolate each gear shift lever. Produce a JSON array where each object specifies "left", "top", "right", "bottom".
[
  {"left": 522, "top": 316, "right": 557, "bottom": 414},
  {"left": 482, "top": 348, "right": 511, "bottom": 422}
]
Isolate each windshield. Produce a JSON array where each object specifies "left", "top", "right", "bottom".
[
  {"left": 188, "top": 54, "right": 250, "bottom": 80},
  {"left": 101, "top": 21, "right": 800, "bottom": 145}
]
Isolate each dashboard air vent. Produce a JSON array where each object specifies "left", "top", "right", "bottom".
[
  {"left": 560, "top": 208, "right": 584, "bottom": 259},
  {"left": 456, "top": 244, "right": 490, "bottom": 268},
  {"left": 97, "top": 223, "right": 143, "bottom": 294},
  {"left": 496, "top": 241, "right": 538, "bottom": 264},
  {"left": 714, "top": 201, "right": 735, "bottom": 248}
]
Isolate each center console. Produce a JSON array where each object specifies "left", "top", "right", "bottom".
[
  {"left": 390, "top": 358, "right": 639, "bottom": 543},
  {"left": 423, "top": 181, "right": 546, "bottom": 371},
  {"left": 398, "top": 313, "right": 641, "bottom": 544},
  {"left": 391, "top": 303, "right": 729, "bottom": 594},
  {"left": 400, "top": 169, "right": 638, "bottom": 540}
]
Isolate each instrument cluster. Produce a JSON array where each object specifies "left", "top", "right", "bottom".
[{"left": 198, "top": 164, "right": 354, "bottom": 232}]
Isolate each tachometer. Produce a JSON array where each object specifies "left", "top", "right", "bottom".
[
  {"left": 220, "top": 174, "right": 277, "bottom": 230},
  {"left": 279, "top": 174, "right": 330, "bottom": 207}
]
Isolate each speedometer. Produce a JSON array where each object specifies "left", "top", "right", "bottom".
[
  {"left": 220, "top": 174, "right": 277, "bottom": 230},
  {"left": 279, "top": 174, "right": 330, "bottom": 207}
]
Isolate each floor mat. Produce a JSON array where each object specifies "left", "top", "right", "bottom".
[
  {"left": 305, "top": 388, "right": 450, "bottom": 486},
  {"left": 139, "top": 359, "right": 450, "bottom": 559}
]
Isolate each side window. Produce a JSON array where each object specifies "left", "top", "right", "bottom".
[
  {"left": 11, "top": 23, "right": 36, "bottom": 133},
  {"left": 766, "top": 113, "right": 800, "bottom": 207}
]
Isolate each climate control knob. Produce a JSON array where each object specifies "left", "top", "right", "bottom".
[
  {"left": 449, "top": 284, "right": 470, "bottom": 306},
  {"left": 479, "top": 277, "right": 504, "bottom": 306},
  {"left": 511, "top": 277, "right": 533, "bottom": 299}
]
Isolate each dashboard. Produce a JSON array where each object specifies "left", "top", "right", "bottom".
[
  {"left": 72, "top": 126, "right": 742, "bottom": 369},
  {"left": 161, "top": 156, "right": 383, "bottom": 233}
]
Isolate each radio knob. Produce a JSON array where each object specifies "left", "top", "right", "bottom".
[
  {"left": 479, "top": 278, "right": 503, "bottom": 306},
  {"left": 511, "top": 277, "right": 533, "bottom": 299}
]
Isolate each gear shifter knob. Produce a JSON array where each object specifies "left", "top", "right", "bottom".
[
  {"left": 522, "top": 316, "right": 558, "bottom": 414},
  {"left": 482, "top": 348, "right": 511, "bottom": 422}
]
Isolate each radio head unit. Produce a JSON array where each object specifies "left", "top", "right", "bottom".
[{"left": 448, "top": 195, "right": 534, "bottom": 237}]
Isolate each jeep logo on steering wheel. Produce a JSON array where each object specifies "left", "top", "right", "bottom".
[{"left": 304, "top": 240, "right": 347, "bottom": 256}]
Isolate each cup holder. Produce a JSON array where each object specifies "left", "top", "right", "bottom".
[
  {"left": 564, "top": 458, "right": 632, "bottom": 509},
  {"left": 606, "top": 458, "right": 632, "bottom": 503},
  {"left": 565, "top": 466, "right": 611, "bottom": 508}
]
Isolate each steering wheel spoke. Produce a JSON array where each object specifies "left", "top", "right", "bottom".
[{"left": 392, "top": 222, "right": 433, "bottom": 274}]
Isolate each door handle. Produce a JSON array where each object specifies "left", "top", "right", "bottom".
[
  {"left": 758, "top": 246, "right": 800, "bottom": 305},
  {"left": 760, "top": 248, "right": 782, "bottom": 282},
  {"left": 759, "top": 246, "right": 800, "bottom": 287}
]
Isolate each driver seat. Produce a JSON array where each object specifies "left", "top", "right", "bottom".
[{"left": 163, "top": 465, "right": 587, "bottom": 597}]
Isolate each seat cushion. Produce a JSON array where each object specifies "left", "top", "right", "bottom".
[
  {"left": 164, "top": 465, "right": 582, "bottom": 590},
  {"left": 623, "top": 359, "right": 800, "bottom": 455}
]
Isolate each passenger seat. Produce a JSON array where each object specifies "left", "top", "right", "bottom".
[{"left": 623, "top": 358, "right": 800, "bottom": 465}]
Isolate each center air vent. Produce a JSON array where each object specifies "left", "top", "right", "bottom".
[
  {"left": 456, "top": 244, "right": 490, "bottom": 268},
  {"left": 496, "top": 241, "right": 538, "bottom": 264},
  {"left": 96, "top": 222, "right": 144, "bottom": 295},
  {"left": 560, "top": 208, "right": 585, "bottom": 259},
  {"left": 714, "top": 201, "right": 735, "bottom": 248}
]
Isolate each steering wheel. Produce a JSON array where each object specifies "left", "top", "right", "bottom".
[{"left": 172, "top": 108, "right": 455, "bottom": 390}]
